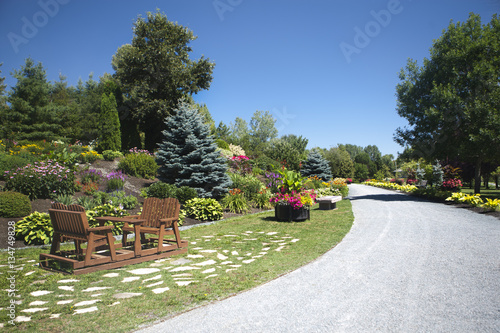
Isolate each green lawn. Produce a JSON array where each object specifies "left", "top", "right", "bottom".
[
  {"left": 1, "top": 201, "right": 353, "bottom": 332},
  {"left": 461, "top": 187, "right": 500, "bottom": 199}
]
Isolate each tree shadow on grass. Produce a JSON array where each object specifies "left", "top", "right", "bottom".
[{"left": 347, "top": 193, "right": 429, "bottom": 203}]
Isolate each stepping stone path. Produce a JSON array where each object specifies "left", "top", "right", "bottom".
[{"left": 4, "top": 230, "right": 298, "bottom": 323}]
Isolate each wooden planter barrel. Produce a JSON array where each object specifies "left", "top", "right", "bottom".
[{"left": 274, "top": 204, "right": 310, "bottom": 222}]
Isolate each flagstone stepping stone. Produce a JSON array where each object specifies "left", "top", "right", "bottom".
[
  {"left": 82, "top": 287, "right": 110, "bottom": 292},
  {"left": 199, "top": 250, "right": 217, "bottom": 253},
  {"left": 25, "top": 271, "right": 35, "bottom": 276},
  {"left": 170, "top": 266, "right": 200, "bottom": 272},
  {"left": 29, "top": 301, "right": 48, "bottom": 306},
  {"left": 244, "top": 238, "right": 258, "bottom": 241},
  {"left": 102, "top": 272, "right": 120, "bottom": 278},
  {"left": 224, "top": 235, "right": 238, "bottom": 237},
  {"left": 176, "top": 281, "right": 197, "bottom": 286},
  {"left": 171, "top": 258, "right": 192, "bottom": 265},
  {"left": 113, "top": 292, "right": 143, "bottom": 299},
  {"left": 74, "top": 299, "right": 100, "bottom": 307},
  {"left": 90, "top": 280, "right": 104, "bottom": 284},
  {"left": 262, "top": 247, "right": 270, "bottom": 251},
  {"left": 229, "top": 265, "right": 242, "bottom": 268},
  {"left": 31, "top": 280, "right": 46, "bottom": 285},
  {"left": 15, "top": 316, "right": 31, "bottom": 322},
  {"left": 205, "top": 274, "right": 218, "bottom": 279},
  {"left": 222, "top": 250, "right": 229, "bottom": 253},
  {"left": 192, "top": 247, "right": 203, "bottom": 250},
  {"left": 57, "top": 300, "right": 74, "bottom": 305},
  {"left": 187, "top": 254, "right": 204, "bottom": 259},
  {"left": 143, "top": 275, "right": 162, "bottom": 282},
  {"left": 49, "top": 314, "right": 61, "bottom": 319},
  {"left": 57, "top": 295, "right": 72, "bottom": 298},
  {"left": 202, "top": 236, "right": 214, "bottom": 238},
  {"left": 90, "top": 294, "right": 102, "bottom": 297},
  {"left": 236, "top": 257, "right": 244, "bottom": 260},
  {"left": 267, "top": 232, "right": 278, "bottom": 235},
  {"left": 21, "top": 308, "right": 48, "bottom": 313},
  {"left": 109, "top": 302, "right": 120, "bottom": 307},
  {"left": 220, "top": 261, "right": 232, "bottom": 265},
  {"left": 122, "top": 277, "right": 141, "bottom": 283},
  {"left": 231, "top": 251, "right": 239, "bottom": 255},
  {"left": 59, "top": 286, "right": 74, "bottom": 291},
  {"left": 245, "top": 231, "right": 253, "bottom": 233},
  {"left": 259, "top": 252, "right": 268, "bottom": 255},
  {"left": 225, "top": 269, "right": 236, "bottom": 273},
  {"left": 58, "top": 279, "right": 79, "bottom": 283},
  {"left": 172, "top": 273, "right": 192, "bottom": 277},
  {"left": 128, "top": 268, "right": 160, "bottom": 275},
  {"left": 194, "top": 260, "right": 216, "bottom": 266},
  {"left": 155, "top": 259, "right": 169, "bottom": 263},
  {"left": 279, "top": 243, "right": 287, "bottom": 246},
  {"left": 234, "top": 241, "right": 244, "bottom": 244},
  {"left": 217, "top": 253, "right": 228, "bottom": 260},
  {"left": 30, "top": 290, "right": 53, "bottom": 297},
  {"left": 174, "top": 277, "right": 194, "bottom": 280},
  {"left": 73, "top": 306, "right": 98, "bottom": 315},
  {"left": 152, "top": 287, "right": 170, "bottom": 294},
  {"left": 242, "top": 259, "right": 255, "bottom": 264},
  {"left": 202, "top": 268, "right": 216, "bottom": 274},
  {"left": 275, "top": 246, "right": 285, "bottom": 252},
  {"left": 291, "top": 239, "right": 300, "bottom": 243},
  {"left": 145, "top": 281, "right": 163, "bottom": 288}
]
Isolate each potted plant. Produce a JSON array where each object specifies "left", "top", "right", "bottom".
[{"left": 271, "top": 190, "right": 316, "bottom": 221}]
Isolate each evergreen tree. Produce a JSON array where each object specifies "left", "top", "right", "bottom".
[
  {"left": 156, "top": 101, "right": 231, "bottom": 198},
  {"left": 301, "top": 150, "right": 332, "bottom": 181},
  {"left": 99, "top": 93, "right": 121, "bottom": 152}
]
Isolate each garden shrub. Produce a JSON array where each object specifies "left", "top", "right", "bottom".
[
  {"left": 175, "top": 186, "right": 198, "bottom": 204},
  {"left": 252, "top": 188, "right": 272, "bottom": 209},
  {"left": 221, "top": 188, "right": 250, "bottom": 214},
  {"left": 0, "top": 191, "right": 32, "bottom": 218},
  {"left": 142, "top": 182, "right": 198, "bottom": 204},
  {"left": 53, "top": 194, "right": 75, "bottom": 206},
  {"left": 183, "top": 198, "right": 223, "bottom": 221},
  {"left": 78, "top": 150, "right": 103, "bottom": 164},
  {"left": 15, "top": 212, "right": 52, "bottom": 245},
  {"left": 228, "top": 173, "right": 265, "bottom": 201},
  {"left": 118, "top": 152, "right": 158, "bottom": 179},
  {"left": 108, "top": 191, "right": 138, "bottom": 210},
  {"left": 5, "top": 160, "right": 76, "bottom": 199},
  {"left": 86, "top": 204, "right": 129, "bottom": 235},
  {"left": 80, "top": 168, "right": 103, "bottom": 184},
  {"left": 76, "top": 196, "right": 98, "bottom": 210},
  {"left": 0, "top": 153, "right": 37, "bottom": 180},
  {"left": 102, "top": 150, "right": 123, "bottom": 161}
]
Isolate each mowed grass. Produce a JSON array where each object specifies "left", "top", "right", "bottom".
[
  {"left": 461, "top": 187, "right": 500, "bottom": 199},
  {"left": 0, "top": 200, "right": 353, "bottom": 333}
]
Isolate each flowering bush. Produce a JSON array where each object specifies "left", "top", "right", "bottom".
[
  {"left": 270, "top": 190, "right": 316, "bottom": 210},
  {"left": 346, "top": 178, "right": 353, "bottom": 184},
  {"left": 106, "top": 170, "right": 127, "bottom": 192},
  {"left": 264, "top": 172, "right": 283, "bottom": 194},
  {"left": 228, "top": 144, "right": 245, "bottom": 157},
  {"left": 442, "top": 178, "right": 462, "bottom": 191},
  {"left": 5, "top": 160, "right": 76, "bottom": 199},
  {"left": 221, "top": 188, "right": 250, "bottom": 213},
  {"left": 78, "top": 150, "right": 103, "bottom": 164},
  {"left": 230, "top": 155, "right": 252, "bottom": 174},
  {"left": 407, "top": 179, "right": 417, "bottom": 185},
  {"left": 128, "top": 147, "right": 154, "bottom": 156},
  {"left": 82, "top": 181, "right": 99, "bottom": 195},
  {"left": 80, "top": 168, "right": 102, "bottom": 184}
]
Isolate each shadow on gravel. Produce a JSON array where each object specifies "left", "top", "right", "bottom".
[{"left": 348, "top": 193, "right": 427, "bottom": 202}]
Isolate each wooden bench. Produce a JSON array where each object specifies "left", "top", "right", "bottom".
[{"left": 316, "top": 196, "right": 342, "bottom": 210}]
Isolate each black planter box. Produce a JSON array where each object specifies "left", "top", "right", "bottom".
[{"left": 274, "top": 204, "right": 310, "bottom": 222}]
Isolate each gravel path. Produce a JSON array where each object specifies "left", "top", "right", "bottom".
[{"left": 135, "top": 184, "right": 500, "bottom": 332}]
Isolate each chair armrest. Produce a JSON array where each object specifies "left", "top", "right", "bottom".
[
  {"left": 159, "top": 217, "right": 178, "bottom": 225},
  {"left": 88, "top": 225, "right": 114, "bottom": 232}
]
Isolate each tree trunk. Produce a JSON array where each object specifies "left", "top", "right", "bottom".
[{"left": 474, "top": 158, "right": 482, "bottom": 194}]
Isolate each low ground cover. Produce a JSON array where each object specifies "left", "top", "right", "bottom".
[{"left": 0, "top": 201, "right": 353, "bottom": 332}]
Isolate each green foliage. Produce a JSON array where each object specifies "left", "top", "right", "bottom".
[
  {"left": 108, "top": 191, "right": 138, "bottom": 210},
  {"left": 15, "top": 212, "right": 52, "bottom": 245},
  {"left": 53, "top": 194, "right": 75, "bottom": 206},
  {"left": 156, "top": 101, "right": 231, "bottom": 198},
  {"left": 301, "top": 150, "right": 332, "bottom": 181},
  {"left": 80, "top": 168, "right": 103, "bottom": 184},
  {"left": 266, "top": 138, "right": 303, "bottom": 171},
  {"left": 86, "top": 204, "right": 129, "bottom": 235},
  {"left": 183, "top": 198, "right": 223, "bottom": 221},
  {"left": 228, "top": 172, "right": 265, "bottom": 201},
  {"left": 331, "top": 184, "right": 349, "bottom": 198},
  {"left": 215, "top": 139, "right": 229, "bottom": 150},
  {"left": 275, "top": 167, "right": 305, "bottom": 194},
  {"left": 142, "top": 182, "right": 198, "bottom": 205},
  {"left": 112, "top": 10, "right": 215, "bottom": 151},
  {"left": 102, "top": 150, "right": 123, "bottom": 161},
  {"left": 5, "top": 160, "right": 76, "bottom": 199},
  {"left": 78, "top": 150, "right": 103, "bottom": 164},
  {"left": 76, "top": 195, "right": 98, "bottom": 210},
  {"left": 0, "top": 191, "right": 31, "bottom": 218},
  {"left": 106, "top": 178, "right": 125, "bottom": 192},
  {"left": 46, "top": 147, "right": 79, "bottom": 166},
  {"left": 118, "top": 152, "right": 158, "bottom": 179},
  {"left": 99, "top": 93, "right": 121, "bottom": 152},
  {"left": 221, "top": 189, "right": 250, "bottom": 214},
  {"left": 0, "top": 153, "right": 37, "bottom": 180},
  {"left": 252, "top": 188, "right": 272, "bottom": 209}
]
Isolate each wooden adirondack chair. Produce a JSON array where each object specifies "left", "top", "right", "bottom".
[
  {"left": 120, "top": 197, "right": 188, "bottom": 256},
  {"left": 39, "top": 204, "right": 127, "bottom": 273}
]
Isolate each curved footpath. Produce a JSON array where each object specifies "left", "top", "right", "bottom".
[{"left": 135, "top": 184, "right": 500, "bottom": 332}]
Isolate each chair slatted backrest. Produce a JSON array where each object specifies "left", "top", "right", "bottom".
[
  {"left": 49, "top": 208, "right": 90, "bottom": 241},
  {"left": 52, "top": 202, "right": 85, "bottom": 212},
  {"left": 140, "top": 197, "right": 180, "bottom": 228}
]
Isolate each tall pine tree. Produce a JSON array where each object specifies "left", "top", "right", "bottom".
[
  {"left": 99, "top": 93, "right": 121, "bottom": 152},
  {"left": 156, "top": 101, "right": 231, "bottom": 198},
  {"left": 301, "top": 150, "right": 332, "bottom": 181}
]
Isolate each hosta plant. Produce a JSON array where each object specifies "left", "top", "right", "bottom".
[
  {"left": 15, "top": 212, "right": 53, "bottom": 245},
  {"left": 183, "top": 198, "right": 224, "bottom": 221}
]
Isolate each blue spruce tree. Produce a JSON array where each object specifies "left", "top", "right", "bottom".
[
  {"left": 301, "top": 151, "right": 332, "bottom": 181},
  {"left": 156, "top": 101, "right": 231, "bottom": 198}
]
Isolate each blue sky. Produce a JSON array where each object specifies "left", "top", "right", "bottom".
[{"left": 1, "top": 0, "right": 498, "bottom": 157}]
